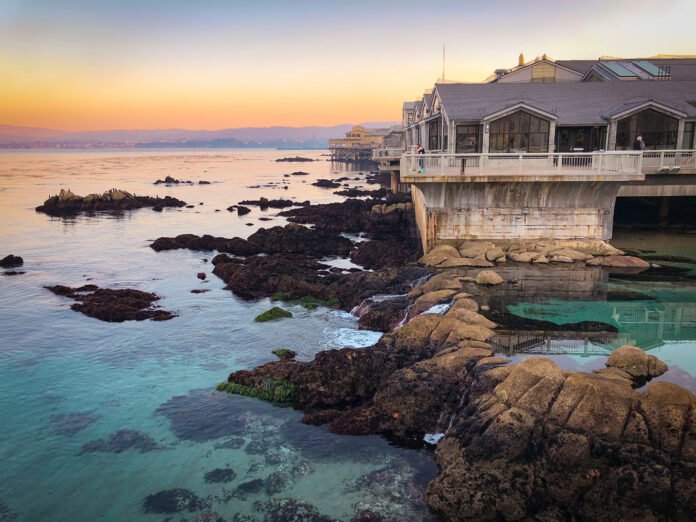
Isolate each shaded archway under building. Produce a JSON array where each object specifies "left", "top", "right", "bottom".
[{"left": 614, "top": 196, "right": 696, "bottom": 227}]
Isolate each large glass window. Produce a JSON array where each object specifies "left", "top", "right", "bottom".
[
  {"left": 428, "top": 119, "right": 441, "bottom": 151},
  {"left": 683, "top": 122, "right": 695, "bottom": 149},
  {"left": 616, "top": 109, "right": 678, "bottom": 150},
  {"left": 455, "top": 125, "right": 480, "bottom": 153},
  {"left": 488, "top": 111, "right": 550, "bottom": 153}
]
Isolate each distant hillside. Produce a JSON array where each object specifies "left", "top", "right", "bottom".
[{"left": 0, "top": 122, "right": 398, "bottom": 149}]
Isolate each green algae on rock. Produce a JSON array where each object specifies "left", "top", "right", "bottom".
[
  {"left": 217, "top": 378, "right": 296, "bottom": 403},
  {"left": 254, "top": 306, "right": 293, "bottom": 322}
]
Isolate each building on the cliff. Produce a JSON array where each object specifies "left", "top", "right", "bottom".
[
  {"left": 375, "top": 53, "right": 696, "bottom": 252},
  {"left": 329, "top": 125, "right": 389, "bottom": 161}
]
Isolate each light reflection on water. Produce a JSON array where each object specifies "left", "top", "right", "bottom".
[{"left": 0, "top": 150, "right": 436, "bottom": 521}]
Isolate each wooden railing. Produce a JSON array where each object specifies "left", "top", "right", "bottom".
[
  {"left": 401, "top": 151, "right": 643, "bottom": 178},
  {"left": 642, "top": 149, "right": 696, "bottom": 173}
]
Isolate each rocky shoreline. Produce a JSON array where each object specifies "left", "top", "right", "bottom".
[
  {"left": 144, "top": 189, "right": 694, "bottom": 520},
  {"left": 49, "top": 172, "right": 692, "bottom": 518},
  {"left": 217, "top": 268, "right": 696, "bottom": 520}
]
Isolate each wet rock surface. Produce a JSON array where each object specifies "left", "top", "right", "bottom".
[
  {"left": 45, "top": 284, "right": 175, "bottom": 322},
  {"left": 216, "top": 268, "right": 696, "bottom": 521},
  {"left": 151, "top": 224, "right": 353, "bottom": 257},
  {"left": 35, "top": 188, "right": 186, "bottom": 216},
  {"left": 238, "top": 197, "right": 309, "bottom": 209},
  {"left": 312, "top": 179, "right": 341, "bottom": 189},
  {"left": 0, "top": 255, "right": 23, "bottom": 268}
]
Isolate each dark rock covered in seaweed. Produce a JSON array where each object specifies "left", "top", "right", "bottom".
[
  {"left": 261, "top": 498, "right": 335, "bottom": 522},
  {"left": 351, "top": 239, "right": 421, "bottom": 269},
  {"left": 36, "top": 188, "right": 186, "bottom": 216},
  {"left": 45, "top": 284, "right": 175, "bottom": 322},
  {"left": 276, "top": 156, "right": 316, "bottom": 162},
  {"left": 312, "top": 179, "right": 341, "bottom": 189},
  {"left": 238, "top": 197, "right": 309, "bottom": 209}
]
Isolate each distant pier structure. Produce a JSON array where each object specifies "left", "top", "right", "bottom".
[{"left": 329, "top": 125, "right": 388, "bottom": 162}]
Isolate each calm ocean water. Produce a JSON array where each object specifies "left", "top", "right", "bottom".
[{"left": 1, "top": 150, "right": 696, "bottom": 521}]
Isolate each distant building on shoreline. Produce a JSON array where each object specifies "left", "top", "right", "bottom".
[{"left": 329, "top": 125, "right": 390, "bottom": 161}]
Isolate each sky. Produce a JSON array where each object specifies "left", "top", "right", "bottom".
[{"left": 1, "top": 0, "right": 695, "bottom": 131}]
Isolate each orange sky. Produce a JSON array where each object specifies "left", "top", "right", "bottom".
[{"left": 2, "top": 0, "right": 695, "bottom": 131}]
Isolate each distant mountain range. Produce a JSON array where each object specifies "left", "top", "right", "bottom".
[{"left": 0, "top": 123, "right": 398, "bottom": 149}]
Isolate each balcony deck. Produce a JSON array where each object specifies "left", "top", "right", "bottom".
[{"left": 401, "top": 152, "right": 646, "bottom": 183}]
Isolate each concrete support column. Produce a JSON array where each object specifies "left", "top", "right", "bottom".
[
  {"left": 548, "top": 121, "right": 557, "bottom": 152},
  {"left": 676, "top": 120, "right": 685, "bottom": 149},
  {"left": 607, "top": 121, "right": 618, "bottom": 150},
  {"left": 482, "top": 122, "right": 490, "bottom": 153}
]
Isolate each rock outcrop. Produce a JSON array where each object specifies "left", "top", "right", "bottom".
[
  {"left": 45, "top": 284, "right": 175, "bottom": 322},
  {"left": 36, "top": 189, "right": 186, "bottom": 216},
  {"left": 1, "top": 255, "right": 23, "bottom": 268}
]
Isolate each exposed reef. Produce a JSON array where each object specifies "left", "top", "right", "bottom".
[
  {"left": 153, "top": 175, "right": 211, "bottom": 185},
  {"left": 45, "top": 284, "right": 175, "bottom": 322},
  {"left": 275, "top": 156, "right": 316, "bottom": 162},
  {"left": 419, "top": 239, "right": 652, "bottom": 271},
  {"left": 152, "top": 223, "right": 354, "bottom": 257},
  {"left": 238, "top": 197, "right": 310, "bottom": 210},
  {"left": 35, "top": 188, "right": 186, "bottom": 216},
  {"left": 215, "top": 269, "right": 696, "bottom": 520}
]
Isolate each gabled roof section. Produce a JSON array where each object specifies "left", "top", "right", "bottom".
[
  {"left": 603, "top": 99, "right": 688, "bottom": 119},
  {"left": 489, "top": 57, "right": 585, "bottom": 83},
  {"left": 482, "top": 101, "right": 558, "bottom": 121},
  {"left": 434, "top": 81, "right": 696, "bottom": 125}
]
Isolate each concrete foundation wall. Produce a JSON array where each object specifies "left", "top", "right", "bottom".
[
  {"left": 618, "top": 174, "right": 696, "bottom": 197},
  {"left": 412, "top": 181, "right": 622, "bottom": 250}
]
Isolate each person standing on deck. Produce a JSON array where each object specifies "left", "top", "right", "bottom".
[
  {"left": 633, "top": 135, "right": 646, "bottom": 151},
  {"left": 415, "top": 143, "right": 425, "bottom": 172}
]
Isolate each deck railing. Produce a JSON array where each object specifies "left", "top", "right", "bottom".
[
  {"left": 642, "top": 149, "right": 696, "bottom": 173},
  {"left": 372, "top": 148, "right": 404, "bottom": 160},
  {"left": 401, "top": 151, "right": 643, "bottom": 178}
]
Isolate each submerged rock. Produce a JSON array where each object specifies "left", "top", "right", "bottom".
[
  {"left": 35, "top": 188, "right": 186, "bottom": 216},
  {"left": 45, "top": 284, "right": 175, "bottom": 322},
  {"left": 80, "top": 429, "right": 163, "bottom": 454},
  {"left": 142, "top": 488, "right": 205, "bottom": 514},
  {"left": 586, "top": 255, "right": 651, "bottom": 269},
  {"left": 204, "top": 468, "right": 237, "bottom": 484},
  {"left": 474, "top": 270, "right": 504, "bottom": 285},
  {"left": 50, "top": 412, "right": 100, "bottom": 436},
  {"left": 261, "top": 498, "right": 335, "bottom": 522}
]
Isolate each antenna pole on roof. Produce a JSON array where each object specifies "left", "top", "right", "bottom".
[{"left": 442, "top": 43, "right": 446, "bottom": 83}]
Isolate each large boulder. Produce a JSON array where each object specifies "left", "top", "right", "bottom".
[
  {"left": 474, "top": 270, "right": 504, "bottom": 285},
  {"left": 605, "top": 345, "right": 668, "bottom": 386},
  {"left": 586, "top": 255, "right": 650, "bottom": 268}
]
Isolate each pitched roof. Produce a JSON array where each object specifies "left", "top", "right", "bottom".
[
  {"left": 556, "top": 58, "right": 696, "bottom": 81},
  {"left": 435, "top": 81, "right": 696, "bottom": 125}
]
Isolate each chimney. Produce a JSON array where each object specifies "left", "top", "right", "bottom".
[{"left": 518, "top": 53, "right": 525, "bottom": 66}]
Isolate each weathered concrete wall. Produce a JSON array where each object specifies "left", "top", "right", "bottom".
[
  {"left": 618, "top": 174, "right": 696, "bottom": 197},
  {"left": 412, "top": 181, "right": 622, "bottom": 250}
]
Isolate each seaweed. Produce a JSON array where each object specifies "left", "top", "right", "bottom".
[
  {"left": 270, "top": 293, "right": 340, "bottom": 310},
  {"left": 254, "top": 306, "right": 293, "bottom": 322},
  {"left": 216, "top": 378, "right": 296, "bottom": 403}
]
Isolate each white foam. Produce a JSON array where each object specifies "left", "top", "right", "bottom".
[{"left": 326, "top": 328, "right": 383, "bottom": 348}]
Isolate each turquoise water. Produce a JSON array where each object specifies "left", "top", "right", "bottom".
[
  {"left": 0, "top": 151, "right": 436, "bottom": 521},
  {"left": 506, "top": 229, "right": 696, "bottom": 391}
]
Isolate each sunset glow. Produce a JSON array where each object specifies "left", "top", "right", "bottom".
[{"left": 2, "top": 0, "right": 695, "bottom": 131}]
